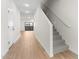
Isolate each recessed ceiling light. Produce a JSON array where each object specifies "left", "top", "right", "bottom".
[{"left": 24, "top": 4, "right": 30, "bottom": 7}]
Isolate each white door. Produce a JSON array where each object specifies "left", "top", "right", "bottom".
[{"left": 8, "top": 9, "right": 15, "bottom": 48}]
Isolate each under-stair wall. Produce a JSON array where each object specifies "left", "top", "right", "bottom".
[{"left": 34, "top": 7, "right": 53, "bottom": 57}]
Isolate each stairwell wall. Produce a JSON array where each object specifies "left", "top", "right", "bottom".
[{"left": 44, "top": 0, "right": 78, "bottom": 54}]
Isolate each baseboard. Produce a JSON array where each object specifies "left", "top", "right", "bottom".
[
  {"left": 14, "top": 33, "right": 21, "bottom": 43},
  {"left": 2, "top": 48, "right": 9, "bottom": 58},
  {"left": 69, "top": 49, "right": 78, "bottom": 59},
  {"left": 69, "top": 48, "right": 78, "bottom": 56}
]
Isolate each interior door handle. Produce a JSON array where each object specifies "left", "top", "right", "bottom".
[{"left": 8, "top": 26, "right": 15, "bottom": 31}]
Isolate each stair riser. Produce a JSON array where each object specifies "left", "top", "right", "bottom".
[
  {"left": 53, "top": 37, "right": 62, "bottom": 40},
  {"left": 53, "top": 47, "right": 68, "bottom": 54},
  {"left": 53, "top": 26, "right": 69, "bottom": 54},
  {"left": 53, "top": 40, "right": 65, "bottom": 46}
]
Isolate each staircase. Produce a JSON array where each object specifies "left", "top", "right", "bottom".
[{"left": 53, "top": 26, "right": 68, "bottom": 54}]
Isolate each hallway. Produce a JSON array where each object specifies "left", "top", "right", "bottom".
[
  {"left": 3, "top": 31, "right": 76, "bottom": 59},
  {"left": 3, "top": 31, "right": 49, "bottom": 59}
]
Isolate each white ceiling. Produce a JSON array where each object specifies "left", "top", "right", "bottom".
[{"left": 13, "top": 0, "right": 43, "bottom": 16}]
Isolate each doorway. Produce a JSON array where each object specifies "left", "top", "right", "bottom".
[{"left": 24, "top": 22, "right": 34, "bottom": 31}]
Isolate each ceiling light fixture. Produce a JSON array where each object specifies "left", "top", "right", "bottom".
[{"left": 24, "top": 4, "right": 30, "bottom": 7}]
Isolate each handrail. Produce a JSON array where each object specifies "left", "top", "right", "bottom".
[
  {"left": 42, "top": 5, "right": 71, "bottom": 28},
  {"left": 41, "top": 9, "right": 53, "bottom": 25},
  {"left": 51, "top": 10, "right": 71, "bottom": 28}
]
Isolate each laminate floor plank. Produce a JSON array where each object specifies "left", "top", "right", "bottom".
[{"left": 3, "top": 31, "right": 77, "bottom": 59}]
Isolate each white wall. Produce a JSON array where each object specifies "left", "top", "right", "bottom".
[
  {"left": 8, "top": 0, "right": 21, "bottom": 44},
  {"left": 34, "top": 8, "right": 53, "bottom": 57},
  {"left": 1, "top": 0, "right": 20, "bottom": 57},
  {"left": 45, "top": 0, "right": 78, "bottom": 54},
  {"left": 1, "top": 0, "right": 8, "bottom": 57}
]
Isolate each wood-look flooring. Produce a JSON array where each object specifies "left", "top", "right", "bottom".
[{"left": 3, "top": 31, "right": 77, "bottom": 59}]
